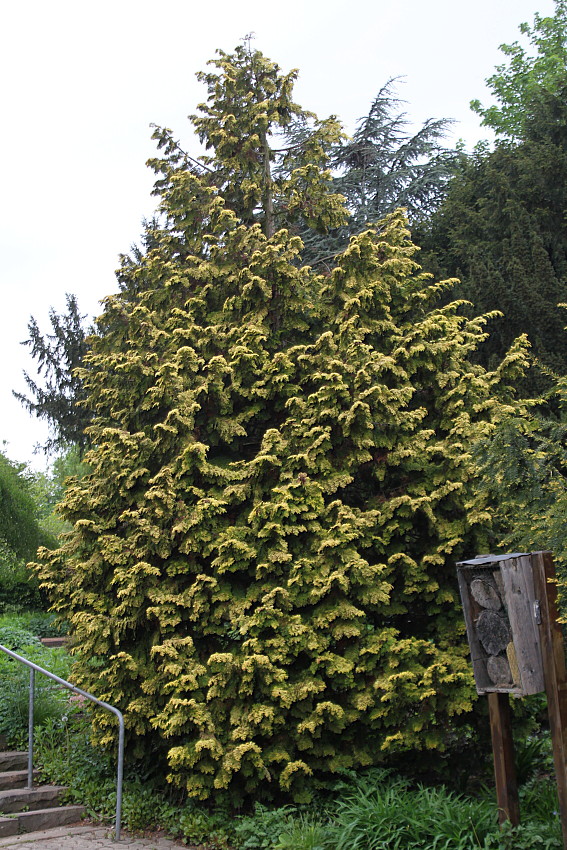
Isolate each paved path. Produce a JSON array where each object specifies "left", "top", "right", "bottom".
[{"left": 0, "top": 825, "right": 189, "bottom": 849}]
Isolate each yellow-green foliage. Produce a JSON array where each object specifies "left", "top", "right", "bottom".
[{"left": 34, "top": 46, "right": 528, "bottom": 804}]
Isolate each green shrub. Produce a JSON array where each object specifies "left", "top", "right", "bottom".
[
  {"left": 514, "top": 733, "right": 553, "bottom": 786},
  {"left": 235, "top": 769, "right": 567, "bottom": 850},
  {"left": 0, "top": 625, "right": 41, "bottom": 651},
  {"left": 484, "top": 819, "right": 562, "bottom": 849},
  {"left": 519, "top": 775, "right": 559, "bottom": 823},
  {"left": 0, "top": 611, "right": 68, "bottom": 639},
  {"left": 163, "top": 803, "right": 232, "bottom": 849},
  {"left": 235, "top": 805, "right": 300, "bottom": 850},
  {"left": 0, "top": 677, "right": 66, "bottom": 748},
  {"left": 35, "top": 713, "right": 116, "bottom": 814},
  {"left": 0, "top": 540, "right": 45, "bottom": 612},
  {"left": 35, "top": 45, "right": 530, "bottom": 805},
  {"left": 12, "top": 611, "right": 68, "bottom": 638},
  {"left": 0, "top": 455, "right": 43, "bottom": 560}
]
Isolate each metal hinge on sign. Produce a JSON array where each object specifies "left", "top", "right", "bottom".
[{"left": 534, "top": 600, "right": 542, "bottom": 625}]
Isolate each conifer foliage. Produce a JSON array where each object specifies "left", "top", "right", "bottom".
[
  {"left": 419, "top": 1, "right": 567, "bottom": 383},
  {"left": 35, "top": 45, "right": 526, "bottom": 803},
  {"left": 14, "top": 294, "right": 92, "bottom": 454},
  {"left": 298, "top": 79, "right": 456, "bottom": 267}
]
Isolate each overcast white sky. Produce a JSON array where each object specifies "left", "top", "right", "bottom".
[{"left": 0, "top": 0, "right": 556, "bottom": 470}]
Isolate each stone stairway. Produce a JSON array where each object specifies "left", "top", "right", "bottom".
[{"left": 0, "top": 750, "right": 85, "bottom": 837}]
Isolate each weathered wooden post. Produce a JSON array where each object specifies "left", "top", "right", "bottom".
[
  {"left": 456, "top": 551, "right": 567, "bottom": 845},
  {"left": 532, "top": 551, "right": 567, "bottom": 846}
]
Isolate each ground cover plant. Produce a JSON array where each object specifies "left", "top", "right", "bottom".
[
  {"left": 0, "top": 611, "right": 67, "bottom": 637},
  {"left": 30, "top": 714, "right": 563, "bottom": 849}
]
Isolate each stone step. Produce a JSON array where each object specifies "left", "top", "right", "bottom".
[
  {"left": 0, "top": 804, "right": 86, "bottom": 837},
  {"left": 39, "top": 636, "right": 69, "bottom": 649},
  {"left": 0, "top": 724, "right": 87, "bottom": 839},
  {"left": 0, "top": 785, "right": 67, "bottom": 814},
  {"left": 0, "top": 814, "right": 19, "bottom": 839},
  {"left": 0, "top": 770, "right": 38, "bottom": 790},
  {"left": 0, "top": 752, "right": 27, "bottom": 772}
]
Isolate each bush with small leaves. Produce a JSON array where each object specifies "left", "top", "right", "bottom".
[{"left": 35, "top": 44, "right": 529, "bottom": 804}]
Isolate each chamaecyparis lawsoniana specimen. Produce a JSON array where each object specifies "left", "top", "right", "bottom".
[{"left": 34, "top": 44, "right": 528, "bottom": 804}]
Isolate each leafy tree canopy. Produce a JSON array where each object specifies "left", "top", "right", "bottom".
[
  {"left": 27, "top": 444, "right": 90, "bottom": 539},
  {"left": 0, "top": 451, "right": 47, "bottom": 560},
  {"left": 471, "top": 0, "right": 567, "bottom": 140}
]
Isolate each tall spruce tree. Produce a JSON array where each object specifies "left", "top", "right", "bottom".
[
  {"left": 35, "top": 45, "right": 527, "bottom": 804},
  {"left": 14, "top": 294, "right": 93, "bottom": 454}
]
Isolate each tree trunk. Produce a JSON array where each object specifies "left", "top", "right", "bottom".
[{"left": 262, "top": 133, "right": 275, "bottom": 239}]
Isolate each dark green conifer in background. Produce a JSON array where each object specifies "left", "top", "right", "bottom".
[
  {"left": 14, "top": 294, "right": 92, "bottom": 454},
  {"left": 418, "top": 0, "right": 567, "bottom": 383}
]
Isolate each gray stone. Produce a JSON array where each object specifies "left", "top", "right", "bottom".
[
  {"left": 0, "top": 755, "right": 27, "bottom": 773},
  {"left": 0, "top": 772, "right": 38, "bottom": 792},
  {"left": 0, "top": 786, "right": 67, "bottom": 814}
]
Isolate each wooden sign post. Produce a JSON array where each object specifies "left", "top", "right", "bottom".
[
  {"left": 532, "top": 551, "right": 567, "bottom": 847},
  {"left": 487, "top": 692, "right": 519, "bottom": 825},
  {"left": 457, "top": 552, "right": 567, "bottom": 846}
]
